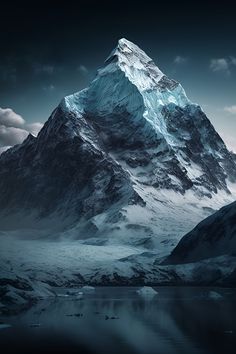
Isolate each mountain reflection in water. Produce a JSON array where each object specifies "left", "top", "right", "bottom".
[{"left": 0, "top": 286, "right": 236, "bottom": 354}]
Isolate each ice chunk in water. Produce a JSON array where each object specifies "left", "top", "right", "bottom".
[
  {"left": 136, "top": 286, "right": 158, "bottom": 297},
  {"left": 81, "top": 286, "right": 95, "bottom": 293}
]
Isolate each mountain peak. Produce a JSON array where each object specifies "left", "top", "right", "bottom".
[
  {"left": 117, "top": 37, "right": 147, "bottom": 55},
  {"left": 107, "top": 38, "right": 156, "bottom": 66},
  {"left": 103, "top": 38, "right": 164, "bottom": 91},
  {"left": 117, "top": 37, "right": 132, "bottom": 45},
  {"left": 1, "top": 38, "right": 236, "bottom": 256}
]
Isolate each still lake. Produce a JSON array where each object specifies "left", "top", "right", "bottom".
[{"left": 0, "top": 286, "right": 236, "bottom": 354}]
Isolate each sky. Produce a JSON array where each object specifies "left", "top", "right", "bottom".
[{"left": 0, "top": 0, "right": 236, "bottom": 151}]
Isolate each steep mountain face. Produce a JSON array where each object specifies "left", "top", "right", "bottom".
[
  {"left": 165, "top": 201, "right": 236, "bottom": 264},
  {"left": 63, "top": 38, "right": 236, "bottom": 195},
  {"left": 0, "top": 38, "right": 236, "bottom": 252},
  {"left": 0, "top": 108, "right": 143, "bottom": 231}
]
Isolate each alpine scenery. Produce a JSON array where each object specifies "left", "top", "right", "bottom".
[{"left": 0, "top": 1, "right": 236, "bottom": 354}]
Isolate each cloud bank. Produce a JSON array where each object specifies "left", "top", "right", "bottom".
[{"left": 0, "top": 107, "right": 43, "bottom": 154}]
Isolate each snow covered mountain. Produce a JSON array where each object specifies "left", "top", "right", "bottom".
[
  {"left": 165, "top": 200, "right": 236, "bottom": 264},
  {"left": 0, "top": 38, "right": 236, "bottom": 254}
]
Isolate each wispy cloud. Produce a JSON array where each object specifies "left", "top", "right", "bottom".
[
  {"left": 174, "top": 56, "right": 188, "bottom": 65},
  {"left": 209, "top": 58, "right": 230, "bottom": 76},
  {"left": 0, "top": 107, "right": 43, "bottom": 154},
  {"left": 209, "top": 56, "right": 236, "bottom": 76},
  {"left": 224, "top": 105, "right": 236, "bottom": 114}
]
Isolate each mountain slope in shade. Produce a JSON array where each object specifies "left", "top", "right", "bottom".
[
  {"left": 0, "top": 38, "right": 236, "bottom": 254},
  {"left": 165, "top": 200, "right": 236, "bottom": 264}
]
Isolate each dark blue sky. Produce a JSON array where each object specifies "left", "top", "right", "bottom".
[{"left": 0, "top": 0, "right": 236, "bottom": 150}]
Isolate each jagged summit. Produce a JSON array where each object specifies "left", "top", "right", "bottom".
[
  {"left": 106, "top": 38, "right": 153, "bottom": 63},
  {"left": 106, "top": 38, "right": 158, "bottom": 68},
  {"left": 63, "top": 38, "right": 190, "bottom": 149},
  {"left": 102, "top": 38, "right": 164, "bottom": 91}
]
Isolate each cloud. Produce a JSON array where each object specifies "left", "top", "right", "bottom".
[
  {"left": 0, "top": 107, "right": 43, "bottom": 154},
  {"left": 209, "top": 58, "right": 230, "bottom": 75},
  {"left": 77, "top": 65, "right": 89, "bottom": 75},
  {"left": 0, "top": 107, "right": 25, "bottom": 127},
  {"left": 0, "top": 125, "right": 29, "bottom": 146},
  {"left": 26, "top": 122, "right": 44, "bottom": 136},
  {"left": 224, "top": 105, "right": 236, "bottom": 114},
  {"left": 174, "top": 56, "right": 188, "bottom": 65}
]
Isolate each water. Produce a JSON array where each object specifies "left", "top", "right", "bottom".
[{"left": 0, "top": 286, "right": 236, "bottom": 354}]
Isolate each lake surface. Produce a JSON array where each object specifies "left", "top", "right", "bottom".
[{"left": 0, "top": 286, "right": 236, "bottom": 354}]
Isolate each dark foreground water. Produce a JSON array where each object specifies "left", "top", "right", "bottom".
[{"left": 0, "top": 287, "right": 236, "bottom": 354}]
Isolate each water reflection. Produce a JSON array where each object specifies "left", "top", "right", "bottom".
[{"left": 0, "top": 287, "right": 236, "bottom": 354}]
